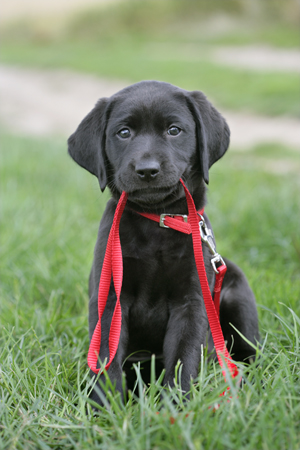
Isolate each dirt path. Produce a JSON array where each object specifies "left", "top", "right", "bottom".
[
  {"left": 1, "top": 65, "right": 299, "bottom": 151},
  {"left": 212, "top": 46, "right": 300, "bottom": 73}
]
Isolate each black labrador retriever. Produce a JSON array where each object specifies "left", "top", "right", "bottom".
[{"left": 68, "top": 81, "right": 259, "bottom": 405}]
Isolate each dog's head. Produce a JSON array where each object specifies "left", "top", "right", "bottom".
[{"left": 68, "top": 81, "right": 230, "bottom": 208}]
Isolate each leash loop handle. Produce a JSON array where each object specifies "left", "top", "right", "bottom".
[{"left": 87, "top": 191, "right": 128, "bottom": 374}]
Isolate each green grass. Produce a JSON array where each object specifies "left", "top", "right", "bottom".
[
  {"left": 1, "top": 133, "right": 300, "bottom": 449},
  {"left": 1, "top": 0, "right": 300, "bottom": 117}
]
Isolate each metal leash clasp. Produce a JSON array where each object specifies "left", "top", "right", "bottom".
[{"left": 198, "top": 214, "right": 226, "bottom": 274}]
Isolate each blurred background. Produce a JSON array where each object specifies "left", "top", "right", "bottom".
[{"left": 1, "top": 0, "right": 299, "bottom": 149}]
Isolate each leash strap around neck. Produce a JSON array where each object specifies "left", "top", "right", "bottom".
[
  {"left": 138, "top": 209, "right": 226, "bottom": 319},
  {"left": 88, "top": 179, "right": 238, "bottom": 385}
]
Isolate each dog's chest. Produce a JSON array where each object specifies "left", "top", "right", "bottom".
[
  {"left": 121, "top": 221, "right": 197, "bottom": 296},
  {"left": 120, "top": 218, "right": 203, "bottom": 335},
  {"left": 127, "top": 293, "right": 169, "bottom": 352}
]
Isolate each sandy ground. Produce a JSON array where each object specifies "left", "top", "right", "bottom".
[
  {"left": 149, "top": 43, "right": 300, "bottom": 74},
  {"left": 0, "top": 65, "right": 126, "bottom": 137},
  {"left": 212, "top": 46, "right": 300, "bottom": 73},
  {"left": 1, "top": 64, "right": 299, "bottom": 153}
]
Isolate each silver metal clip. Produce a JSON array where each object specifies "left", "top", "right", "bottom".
[
  {"left": 159, "top": 213, "right": 188, "bottom": 229},
  {"left": 199, "top": 215, "right": 226, "bottom": 274},
  {"left": 210, "top": 254, "right": 226, "bottom": 274}
]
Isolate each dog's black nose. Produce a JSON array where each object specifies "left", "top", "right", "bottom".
[{"left": 135, "top": 161, "right": 160, "bottom": 182}]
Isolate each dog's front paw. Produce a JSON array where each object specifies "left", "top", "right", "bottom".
[{"left": 88, "top": 371, "right": 125, "bottom": 411}]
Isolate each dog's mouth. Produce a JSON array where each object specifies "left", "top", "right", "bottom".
[{"left": 127, "top": 184, "right": 180, "bottom": 207}]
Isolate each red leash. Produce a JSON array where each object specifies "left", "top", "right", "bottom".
[
  {"left": 180, "top": 181, "right": 238, "bottom": 381},
  {"left": 87, "top": 190, "right": 128, "bottom": 374},
  {"left": 88, "top": 179, "right": 238, "bottom": 388}
]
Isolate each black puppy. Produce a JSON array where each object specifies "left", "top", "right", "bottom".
[{"left": 68, "top": 81, "right": 259, "bottom": 405}]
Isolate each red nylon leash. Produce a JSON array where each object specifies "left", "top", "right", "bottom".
[
  {"left": 87, "top": 179, "right": 238, "bottom": 388},
  {"left": 179, "top": 180, "right": 238, "bottom": 380},
  {"left": 87, "top": 190, "right": 128, "bottom": 374}
]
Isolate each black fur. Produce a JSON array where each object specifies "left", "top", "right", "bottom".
[{"left": 68, "top": 81, "right": 259, "bottom": 406}]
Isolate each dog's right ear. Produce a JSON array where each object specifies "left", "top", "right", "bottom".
[
  {"left": 68, "top": 98, "right": 109, "bottom": 192},
  {"left": 185, "top": 91, "right": 230, "bottom": 185}
]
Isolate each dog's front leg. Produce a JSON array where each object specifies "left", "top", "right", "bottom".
[{"left": 163, "top": 300, "right": 208, "bottom": 395}]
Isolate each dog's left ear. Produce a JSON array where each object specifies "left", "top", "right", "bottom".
[
  {"left": 68, "top": 98, "right": 109, "bottom": 192},
  {"left": 186, "top": 91, "right": 230, "bottom": 184}
]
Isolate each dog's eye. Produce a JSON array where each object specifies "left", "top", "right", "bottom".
[
  {"left": 167, "top": 126, "right": 181, "bottom": 136},
  {"left": 118, "top": 128, "right": 131, "bottom": 139}
]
